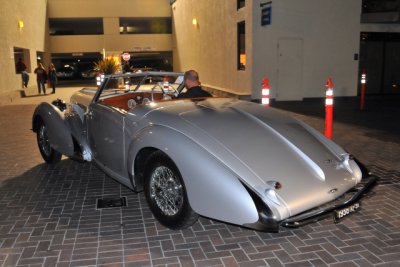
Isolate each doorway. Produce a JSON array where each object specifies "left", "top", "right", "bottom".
[
  {"left": 277, "top": 39, "right": 303, "bottom": 101},
  {"left": 359, "top": 32, "right": 400, "bottom": 95}
]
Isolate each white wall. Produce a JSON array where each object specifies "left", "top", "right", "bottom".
[
  {"left": 252, "top": 0, "right": 362, "bottom": 100},
  {"left": 172, "top": 0, "right": 253, "bottom": 96},
  {"left": 173, "top": 0, "right": 363, "bottom": 100}
]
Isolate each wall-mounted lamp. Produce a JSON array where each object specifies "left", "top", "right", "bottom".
[
  {"left": 192, "top": 18, "right": 198, "bottom": 26},
  {"left": 18, "top": 20, "right": 24, "bottom": 29}
]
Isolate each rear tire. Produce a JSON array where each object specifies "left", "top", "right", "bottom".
[
  {"left": 36, "top": 120, "right": 62, "bottom": 164},
  {"left": 144, "top": 151, "right": 198, "bottom": 229}
]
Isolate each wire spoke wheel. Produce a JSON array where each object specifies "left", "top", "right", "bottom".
[
  {"left": 150, "top": 166, "right": 183, "bottom": 216},
  {"left": 38, "top": 124, "right": 52, "bottom": 157},
  {"left": 144, "top": 151, "right": 199, "bottom": 229},
  {"left": 36, "top": 120, "right": 61, "bottom": 164}
]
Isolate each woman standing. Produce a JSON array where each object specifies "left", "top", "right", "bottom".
[
  {"left": 48, "top": 63, "right": 58, "bottom": 94},
  {"left": 34, "top": 63, "right": 47, "bottom": 94}
]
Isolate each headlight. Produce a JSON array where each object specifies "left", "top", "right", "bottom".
[
  {"left": 264, "top": 180, "right": 283, "bottom": 205},
  {"left": 351, "top": 156, "right": 371, "bottom": 180},
  {"left": 348, "top": 159, "right": 362, "bottom": 182},
  {"left": 341, "top": 154, "right": 369, "bottom": 183}
]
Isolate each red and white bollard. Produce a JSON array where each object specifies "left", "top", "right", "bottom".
[
  {"left": 324, "top": 78, "right": 334, "bottom": 139},
  {"left": 360, "top": 70, "right": 366, "bottom": 111},
  {"left": 261, "top": 78, "right": 270, "bottom": 106},
  {"left": 163, "top": 76, "right": 169, "bottom": 92}
]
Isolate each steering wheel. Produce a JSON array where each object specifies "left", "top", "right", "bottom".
[{"left": 150, "top": 82, "right": 178, "bottom": 101}]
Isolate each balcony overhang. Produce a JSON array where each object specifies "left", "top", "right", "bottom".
[{"left": 361, "top": 12, "right": 400, "bottom": 23}]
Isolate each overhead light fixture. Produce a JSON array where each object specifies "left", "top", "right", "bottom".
[{"left": 18, "top": 20, "right": 24, "bottom": 29}]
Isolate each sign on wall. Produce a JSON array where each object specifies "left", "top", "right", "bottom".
[
  {"left": 261, "top": 1, "right": 272, "bottom": 26},
  {"left": 132, "top": 46, "right": 156, "bottom": 52}
]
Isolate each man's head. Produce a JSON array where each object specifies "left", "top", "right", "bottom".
[{"left": 184, "top": 70, "right": 200, "bottom": 89}]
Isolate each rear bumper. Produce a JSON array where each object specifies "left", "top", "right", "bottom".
[{"left": 280, "top": 175, "right": 378, "bottom": 228}]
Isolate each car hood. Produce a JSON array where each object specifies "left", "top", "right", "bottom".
[{"left": 146, "top": 98, "right": 361, "bottom": 218}]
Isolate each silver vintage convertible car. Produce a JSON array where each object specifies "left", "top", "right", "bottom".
[{"left": 32, "top": 71, "right": 377, "bottom": 232}]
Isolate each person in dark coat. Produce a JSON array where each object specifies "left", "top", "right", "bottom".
[
  {"left": 16, "top": 58, "right": 29, "bottom": 88},
  {"left": 48, "top": 63, "right": 58, "bottom": 94},
  {"left": 178, "top": 70, "right": 212, "bottom": 98},
  {"left": 16, "top": 58, "right": 26, "bottom": 73},
  {"left": 123, "top": 61, "right": 131, "bottom": 73},
  {"left": 34, "top": 63, "right": 47, "bottom": 94}
]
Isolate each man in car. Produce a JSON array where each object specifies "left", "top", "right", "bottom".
[{"left": 178, "top": 70, "right": 212, "bottom": 98}]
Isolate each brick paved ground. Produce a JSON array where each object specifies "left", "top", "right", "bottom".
[{"left": 0, "top": 97, "right": 399, "bottom": 267}]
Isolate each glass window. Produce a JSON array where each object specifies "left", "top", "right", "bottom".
[
  {"left": 119, "top": 18, "right": 172, "bottom": 34},
  {"left": 49, "top": 18, "right": 103, "bottom": 35},
  {"left": 237, "top": 21, "right": 246, "bottom": 70},
  {"left": 237, "top": 0, "right": 245, "bottom": 10}
]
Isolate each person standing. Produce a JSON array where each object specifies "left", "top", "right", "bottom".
[
  {"left": 123, "top": 61, "right": 131, "bottom": 73},
  {"left": 34, "top": 63, "right": 47, "bottom": 94},
  {"left": 48, "top": 63, "right": 58, "bottom": 94}
]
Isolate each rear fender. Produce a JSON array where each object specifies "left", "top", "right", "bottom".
[
  {"left": 127, "top": 125, "right": 259, "bottom": 226},
  {"left": 32, "top": 102, "right": 74, "bottom": 156}
]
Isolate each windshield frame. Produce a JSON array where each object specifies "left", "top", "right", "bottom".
[{"left": 92, "top": 71, "right": 185, "bottom": 103}]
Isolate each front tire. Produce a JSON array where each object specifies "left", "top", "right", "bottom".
[
  {"left": 144, "top": 151, "right": 198, "bottom": 229},
  {"left": 36, "top": 120, "right": 62, "bottom": 164}
]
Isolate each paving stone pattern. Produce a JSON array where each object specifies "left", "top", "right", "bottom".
[{"left": 0, "top": 104, "right": 399, "bottom": 267}]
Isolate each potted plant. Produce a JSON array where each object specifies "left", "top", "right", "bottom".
[
  {"left": 93, "top": 56, "right": 120, "bottom": 88},
  {"left": 94, "top": 57, "right": 119, "bottom": 75}
]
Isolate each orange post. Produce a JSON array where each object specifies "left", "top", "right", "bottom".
[
  {"left": 360, "top": 70, "right": 366, "bottom": 111},
  {"left": 261, "top": 78, "right": 270, "bottom": 106},
  {"left": 324, "top": 78, "right": 334, "bottom": 139}
]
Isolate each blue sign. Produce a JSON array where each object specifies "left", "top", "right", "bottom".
[{"left": 261, "top": 5, "right": 272, "bottom": 26}]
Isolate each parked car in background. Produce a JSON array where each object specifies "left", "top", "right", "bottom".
[
  {"left": 81, "top": 69, "right": 97, "bottom": 79},
  {"left": 56, "top": 65, "right": 75, "bottom": 79},
  {"left": 31, "top": 71, "right": 378, "bottom": 232}
]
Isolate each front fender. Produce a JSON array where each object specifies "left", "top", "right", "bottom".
[
  {"left": 32, "top": 102, "right": 74, "bottom": 156},
  {"left": 127, "top": 124, "right": 259, "bottom": 227}
]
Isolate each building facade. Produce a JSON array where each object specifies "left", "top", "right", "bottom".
[
  {"left": 0, "top": 0, "right": 173, "bottom": 104},
  {"left": 1, "top": 0, "right": 399, "bottom": 104},
  {"left": 172, "top": 0, "right": 363, "bottom": 100},
  {"left": 0, "top": 0, "right": 48, "bottom": 103},
  {"left": 48, "top": 0, "right": 173, "bottom": 73}
]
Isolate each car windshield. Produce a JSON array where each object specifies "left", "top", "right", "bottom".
[
  {"left": 99, "top": 72, "right": 184, "bottom": 98},
  {"left": 95, "top": 72, "right": 185, "bottom": 111}
]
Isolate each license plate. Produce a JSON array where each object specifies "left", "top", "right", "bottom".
[{"left": 334, "top": 202, "right": 361, "bottom": 222}]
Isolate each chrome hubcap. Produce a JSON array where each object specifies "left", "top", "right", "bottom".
[
  {"left": 150, "top": 166, "right": 183, "bottom": 216},
  {"left": 38, "top": 125, "right": 51, "bottom": 156}
]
